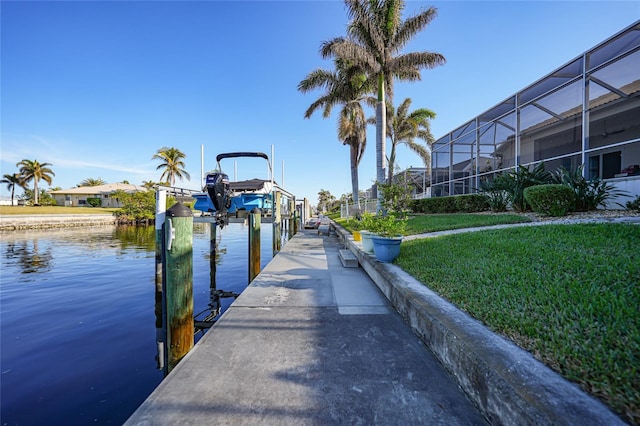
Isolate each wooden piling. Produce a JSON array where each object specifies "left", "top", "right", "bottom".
[
  {"left": 248, "top": 207, "right": 261, "bottom": 283},
  {"left": 163, "top": 202, "right": 194, "bottom": 372},
  {"left": 287, "top": 198, "right": 295, "bottom": 240},
  {"left": 273, "top": 191, "right": 282, "bottom": 255}
]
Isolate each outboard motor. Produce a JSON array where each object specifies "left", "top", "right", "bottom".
[{"left": 205, "top": 172, "right": 231, "bottom": 227}]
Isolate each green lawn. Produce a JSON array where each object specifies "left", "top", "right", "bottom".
[
  {"left": 405, "top": 213, "right": 530, "bottom": 234},
  {"left": 0, "top": 206, "right": 118, "bottom": 215},
  {"left": 338, "top": 213, "right": 532, "bottom": 234},
  {"left": 396, "top": 223, "right": 639, "bottom": 424}
]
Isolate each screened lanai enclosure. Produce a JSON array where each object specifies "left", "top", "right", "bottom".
[{"left": 431, "top": 20, "right": 640, "bottom": 207}]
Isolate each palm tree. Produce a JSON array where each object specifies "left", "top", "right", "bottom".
[
  {"left": 142, "top": 180, "right": 158, "bottom": 189},
  {"left": 16, "top": 159, "right": 55, "bottom": 205},
  {"left": 1, "top": 173, "right": 27, "bottom": 205},
  {"left": 152, "top": 147, "right": 190, "bottom": 186},
  {"left": 298, "top": 59, "right": 374, "bottom": 208},
  {"left": 78, "top": 177, "right": 106, "bottom": 187},
  {"left": 322, "top": 0, "right": 445, "bottom": 210},
  {"left": 378, "top": 98, "right": 436, "bottom": 183},
  {"left": 317, "top": 189, "right": 336, "bottom": 213}
]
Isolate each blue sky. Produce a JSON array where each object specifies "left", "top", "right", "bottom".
[{"left": 2, "top": 1, "right": 638, "bottom": 205}]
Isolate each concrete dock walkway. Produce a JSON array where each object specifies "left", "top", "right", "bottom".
[{"left": 125, "top": 228, "right": 487, "bottom": 425}]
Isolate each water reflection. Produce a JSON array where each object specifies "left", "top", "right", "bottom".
[
  {"left": 1, "top": 225, "right": 157, "bottom": 278},
  {"left": 194, "top": 223, "right": 239, "bottom": 335},
  {"left": 1, "top": 222, "right": 276, "bottom": 424},
  {"left": 113, "top": 225, "right": 156, "bottom": 251},
  {"left": 3, "top": 240, "right": 53, "bottom": 274}
]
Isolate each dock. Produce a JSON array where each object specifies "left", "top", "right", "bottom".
[
  {"left": 125, "top": 227, "right": 486, "bottom": 425},
  {"left": 126, "top": 223, "right": 624, "bottom": 425}
]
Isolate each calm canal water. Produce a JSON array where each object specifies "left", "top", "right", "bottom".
[{"left": 1, "top": 222, "right": 276, "bottom": 425}]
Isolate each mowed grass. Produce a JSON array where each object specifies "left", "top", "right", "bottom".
[
  {"left": 406, "top": 213, "right": 530, "bottom": 234},
  {"left": 338, "top": 213, "right": 531, "bottom": 234},
  {"left": 0, "top": 206, "right": 118, "bottom": 215},
  {"left": 396, "top": 223, "right": 639, "bottom": 424}
]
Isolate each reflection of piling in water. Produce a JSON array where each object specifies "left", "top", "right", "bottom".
[
  {"left": 163, "top": 202, "right": 194, "bottom": 373},
  {"left": 154, "top": 190, "right": 166, "bottom": 372}
]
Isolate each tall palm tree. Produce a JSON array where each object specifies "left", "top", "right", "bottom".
[
  {"left": 78, "top": 177, "right": 106, "bottom": 187},
  {"left": 379, "top": 98, "right": 436, "bottom": 183},
  {"left": 16, "top": 159, "right": 55, "bottom": 205},
  {"left": 298, "top": 59, "right": 374, "bottom": 208},
  {"left": 152, "top": 147, "right": 190, "bottom": 186},
  {"left": 322, "top": 0, "right": 445, "bottom": 209},
  {"left": 1, "top": 173, "right": 27, "bottom": 205}
]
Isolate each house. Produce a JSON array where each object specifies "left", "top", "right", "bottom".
[
  {"left": 49, "top": 183, "right": 148, "bottom": 207},
  {"left": 430, "top": 20, "right": 640, "bottom": 207}
]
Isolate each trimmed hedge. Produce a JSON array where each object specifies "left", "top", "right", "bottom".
[
  {"left": 523, "top": 184, "right": 575, "bottom": 217},
  {"left": 411, "top": 194, "right": 489, "bottom": 214}
]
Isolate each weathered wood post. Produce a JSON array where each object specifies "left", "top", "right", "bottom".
[
  {"left": 155, "top": 189, "right": 166, "bottom": 371},
  {"left": 248, "top": 207, "right": 261, "bottom": 283},
  {"left": 273, "top": 190, "right": 282, "bottom": 255},
  {"left": 163, "top": 202, "right": 193, "bottom": 373},
  {"left": 287, "top": 198, "right": 295, "bottom": 240}
]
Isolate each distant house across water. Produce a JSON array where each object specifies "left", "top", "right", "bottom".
[{"left": 49, "top": 183, "right": 147, "bottom": 207}]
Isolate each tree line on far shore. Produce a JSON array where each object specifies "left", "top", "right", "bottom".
[{"left": 1, "top": 146, "right": 191, "bottom": 206}]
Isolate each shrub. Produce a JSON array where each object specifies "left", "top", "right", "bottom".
[
  {"left": 86, "top": 197, "right": 102, "bottom": 207},
  {"left": 379, "top": 178, "right": 413, "bottom": 218},
  {"left": 454, "top": 194, "right": 490, "bottom": 212},
  {"left": 552, "top": 165, "right": 629, "bottom": 211},
  {"left": 523, "top": 184, "right": 575, "bottom": 217},
  {"left": 626, "top": 195, "right": 640, "bottom": 212},
  {"left": 113, "top": 189, "right": 156, "bottom": 222},
  {"left": 411, "top": 196, "right": 457, "bottom": 213},
  {"left": 483, "top": 163, "right": 552, "bottom": 212},
  {"left": 346, "top": 216, "right": 365, "bottom": 231}
]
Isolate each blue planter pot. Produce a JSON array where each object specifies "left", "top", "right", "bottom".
[
  {"left": 371, "top": 235, "right": 403, "bottom": 262},
  {"left": 360, "top": 231, "right": 375, "bottom": 253}
]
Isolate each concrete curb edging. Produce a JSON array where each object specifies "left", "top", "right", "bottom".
[{"left": 332, "top": 223, "right": 625, "bottom": 425}]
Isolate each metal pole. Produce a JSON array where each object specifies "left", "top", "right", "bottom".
[
  {"left": 248, "top": 207, "right": 261, "bottom": 283},
  {"left": 163, "top": 202, "right": 194, "bottom": 373}
]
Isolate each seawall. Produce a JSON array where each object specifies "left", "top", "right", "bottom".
[{"left": 0, "top": 214, "right": 117, "bottom": 231}]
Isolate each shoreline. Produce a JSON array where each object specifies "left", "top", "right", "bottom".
[{"left": 0, "top": 214, "right": 117, "bottom": 231}]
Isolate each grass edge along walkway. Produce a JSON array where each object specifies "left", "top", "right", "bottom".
[{"left": 396, "top": 223, "right": 639, "bottom": 425}]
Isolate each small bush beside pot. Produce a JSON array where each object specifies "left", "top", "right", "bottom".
[{"left": 346, "top": 217, "right": 365, "bottom": 241}]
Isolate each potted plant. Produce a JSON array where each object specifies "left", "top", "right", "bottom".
[
  {"left": 368, "top": 215, "right": 407, "bottom": 262},
  {"left": 346, "top": 217, "right": 365, "bottom": 241},
  {"left": 358, "top": 213, "right": 377, "bottom": 252}
]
